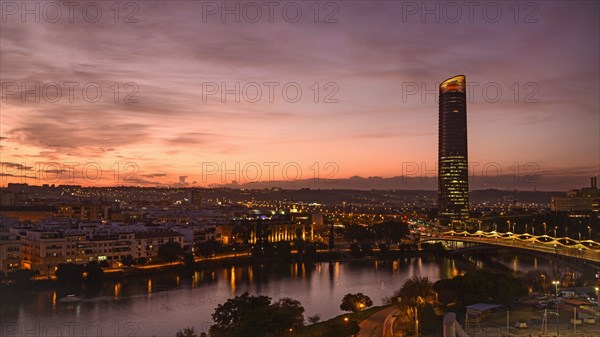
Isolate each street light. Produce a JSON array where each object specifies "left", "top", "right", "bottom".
[
  {"left": 415, "top": 305, "right": 419, "bottom": 337},
  {"left": 552, "top": 280, "right": 559, "bottom": 296},
  {"left": 543, "top": 222, "right": 547, "bottom": 235},
  {"left": 358, "top": 302, "right": 365, "bottom": 320},
  {"left": 589, "top": 226, "right": 592, "bottom": 240},
  {"left": 552, "top": 280, "right": 560, "bottom": 336},
  {"left": 554, "top": 226, "right": 558, "bottom": 238}
]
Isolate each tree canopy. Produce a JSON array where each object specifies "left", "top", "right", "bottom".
[
  {"left": 158, "top": 241, "right": 183, "bottom": 262},
  {"left": 321, "top": 319, "right": 360, "bottom": 337},
  {"left": 373, "top": 221, "right": 410, "bottom": 242},
  {"left": 340, "top": 293, "right": 373, "bottom": 313},
  {"left": 393, "top": 276, "right": 435, "bottom": 308},
  {"left": 433, "top": 270, "right": 528, "bottom": 310},
  {"left": 209, "top": 292, "right": 304, "bottom": 337}
]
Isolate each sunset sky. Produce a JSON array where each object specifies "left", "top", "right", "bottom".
[{"left": 1, "top": 0, "right": 598, "bottom": 190}]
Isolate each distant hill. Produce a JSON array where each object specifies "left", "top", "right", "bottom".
[{"left": 213, "top": 174, "right": 588, "bottom": 193}]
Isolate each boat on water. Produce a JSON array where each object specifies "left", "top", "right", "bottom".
[{"left": 58, "top": 294, "right": 82, "bottom": 303}]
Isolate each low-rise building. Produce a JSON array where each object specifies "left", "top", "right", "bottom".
[
  {"left": 21, "top": 230, "right": 65, "bottom": 274},
  {"left": 133, "top": 229, "right": 184, "bottom": 259},
  {"left": 0, "top": 233, "right": 22, "bottom": 273}
]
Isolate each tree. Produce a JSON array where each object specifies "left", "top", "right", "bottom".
[
  {"left": 271, "top": 298, "right": 305, "bottom": 332},
  {"left": 195, "top": 239, "right": 222, "bottom": 258},
  {"left": 349, "top": 243, "right": 362, "bottom": 257},
  {"left": 394, "top": 276, "right": 434, "bottom": 308},
  {"left": 328, "top": 223, "right": 335, "bottom": 250},
  {"left": 121, "top": 255, "right": 134, "bottom": 266},
  {"left": 232, "top": 223, "right": 250, "bottom": 245},
  {"left": 158, "top": 241, "right": 183, "bottom": 262},
  {"left": 373, "top": 221, "right": 410, "bottom": 243},
  {"left": 322, "top": 319, "right": 360, "bottom": 337},
  {"left": 378, "top": 243, "right": 390, "bottom": 258},
  {"left": 433, "top": 270, "right": 527, "bottom": 310},
  {"left": 295, "top": 228, "right": 303, "bottom": 240},
  {"left": 85, "top": 261, "right": 104, "bottom": 282},
  {"left": 276, "top": 241, "right": 292, "bottom": 260},
  {"left": 303, "top": 243, "right": 318, "bottom": 261},
  {"left": 209, "top": 292, "right": 304, "bottom": 337},
  {"left": 183, "top": 253, "right": 195, "bottom": 271},
  {"left": 420, "top": 242, "right": 446, "bottom": 254},
  {"left": 6, "top": 269, "right": 36, "bottom": 285},
  {"left": 98, "top": 260, "right": 110, "bottom": 269},
  {"left": 55, "top": 263, "right": 84, "bottom": 284},
  {"left": 391, "top": 276, "right": 435, "bottom": 335},
  {"left": 210, "top": 292, "right": 271, "bottom": 337},
  {"left": 254, "top": 222, "right": 271, "bottom": 245},
  {"left": 344, "top": 224, "right": 373, "bottom": 242},
  {"left": 360, "top": 243, "right": 373, "bottom": 256},
  {"left": 175, "top": 327, "right": 198, "bottom": 337},
  {"left": 250, "top": 245, "right": 264, "bottom": 259},
  {"left": 307, "top": 314, "right": 321, "bottom": 324},
  {"left": 293, "top": 237, "right": 306, "bottom": 254},
  {"left": 340, "top": 293, "right": 373, "bottom": 313}
]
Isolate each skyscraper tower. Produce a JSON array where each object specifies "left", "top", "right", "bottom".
[{"left": 438, "top": 75, "right": 469, "bottom": 226}]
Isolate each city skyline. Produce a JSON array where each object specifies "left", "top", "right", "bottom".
[
  {"left": 1, "top": 1, "right": 599, "bottom": 190},
  {"left": 1, "top": 2, "right": 600, "bottom": 335}
]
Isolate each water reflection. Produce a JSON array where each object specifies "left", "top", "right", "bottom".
[
  {"left": 114, "top": 283, "right": 121, "bottom": 299},
  {"left": 0, "top": 255, "right": 565, "bottom": 337},
  {"left": 52, "top": 291, "right": 57, "bottom": 311},
  {"left": 230, "top": 267, "right": 236, "bottom": 296}
]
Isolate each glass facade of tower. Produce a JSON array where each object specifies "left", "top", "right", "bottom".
[{"left": 438, "top": 75, "right": 469, "bottom": 225}]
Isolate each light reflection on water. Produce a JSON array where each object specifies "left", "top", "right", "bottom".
[{"left": 0, "top": 255, "right": 547, "bottom": 336}]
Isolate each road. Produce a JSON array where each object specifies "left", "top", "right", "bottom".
[{"left": 358, "top": 306, "right": 398, "bottom": 337}]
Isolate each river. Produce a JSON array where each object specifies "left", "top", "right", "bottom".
[{"left": 0, "top": 253, "right": 563, "bottom": 337}]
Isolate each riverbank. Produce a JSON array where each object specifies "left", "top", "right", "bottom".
[{"left": 1, "top": 248, "right": 443, "bottom": 289}]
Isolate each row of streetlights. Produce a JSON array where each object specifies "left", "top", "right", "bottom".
[{"left": 500, "top": 221, "right": 594, "bottom": 239}]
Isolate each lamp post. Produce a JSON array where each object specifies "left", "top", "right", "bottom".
[
  {"left": 552, "top": 280, "right": 560, "bottom": 336},
  {"left": 525, "top": 224, "right": 528, "bottom": 235},
  {"left": 543, "top": 222, "right": 547, "bottom": 235},
  {"left": 554, "top": 227, "right": 558, "bottom": 238},
  {"left": 565, "top": 227, "right": 568, "bottom": 238},
  {"left": 589, "top": 226, "right": 592, "bottom": 240},
  {"left": 358, "top": 303, "right": 365, "bottom": 320},
  {"left": 415, "top": 305, "right": 419, "bottom": 337}
]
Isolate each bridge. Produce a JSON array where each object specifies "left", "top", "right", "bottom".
[{"left": 422, "top": 230, "right": 600, "bottom": 263}]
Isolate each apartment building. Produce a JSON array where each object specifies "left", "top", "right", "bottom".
[{"left": 0, "top": 233, "right": 22, "bottom": 273}]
